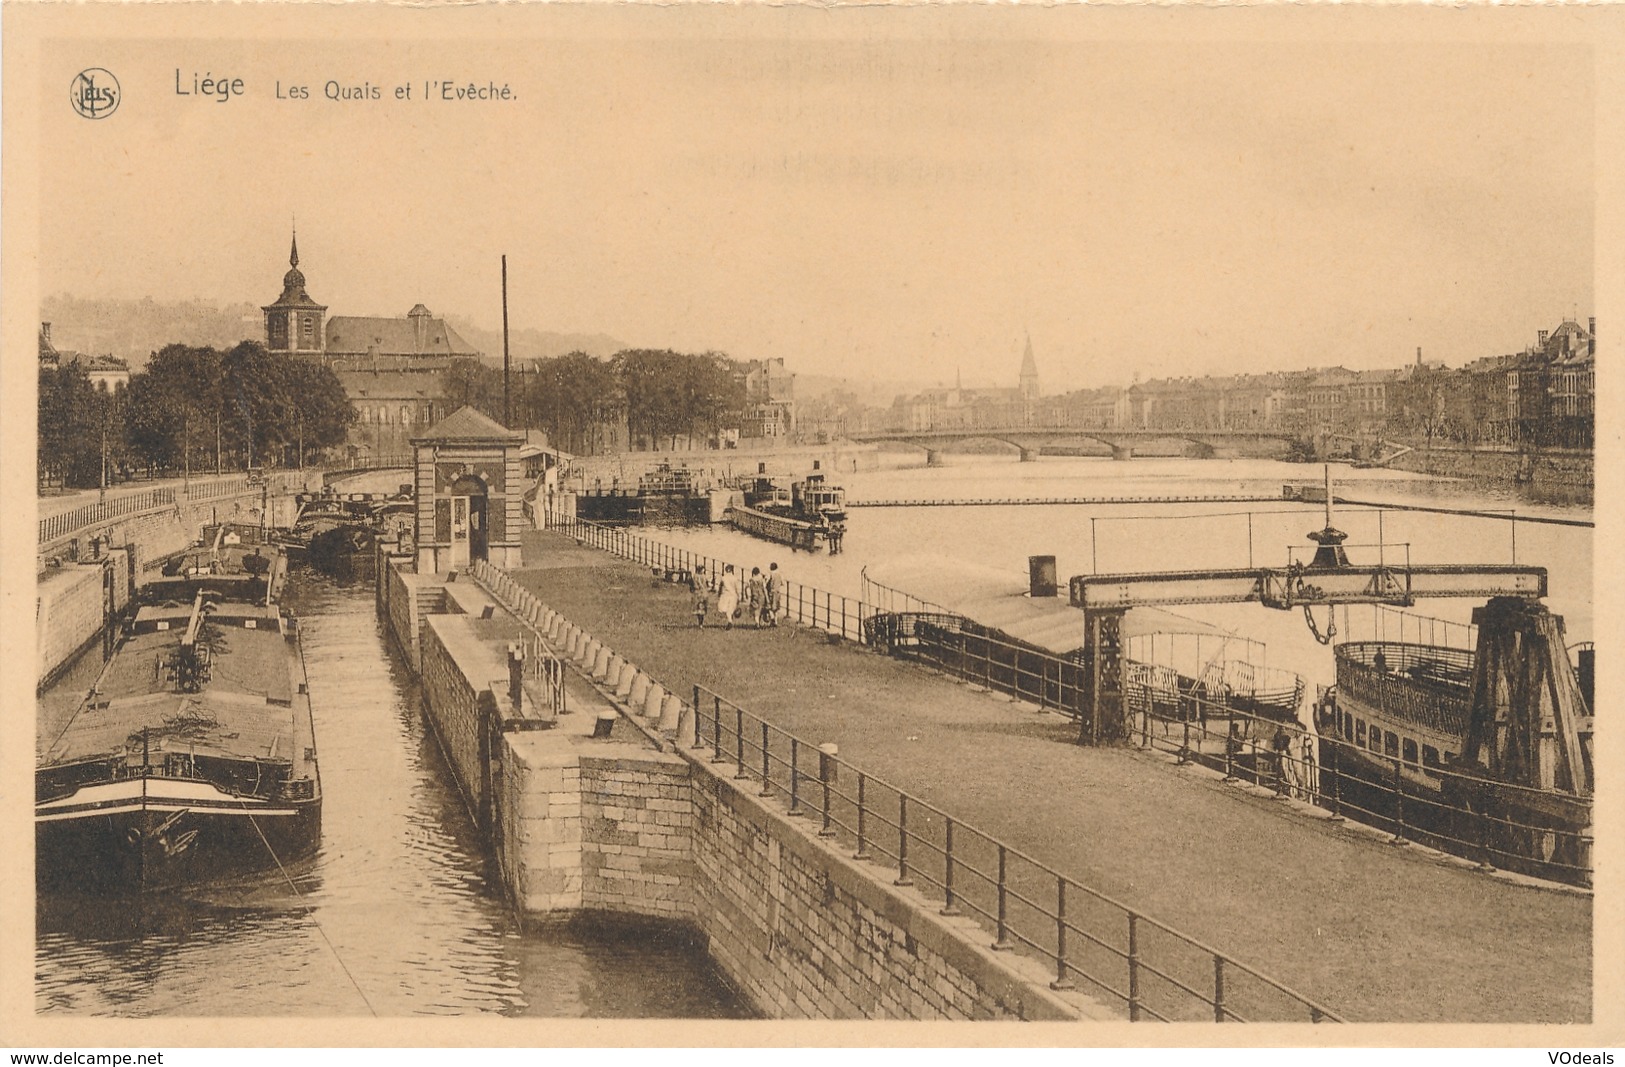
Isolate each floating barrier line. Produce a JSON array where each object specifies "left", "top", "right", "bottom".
[{"left": 847, "top": 495, "right": 1280, "bottom": 508}]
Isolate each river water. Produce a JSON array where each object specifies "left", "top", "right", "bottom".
[
  {"left": 35, "top": 571, "right": 750, "bottom": 1018},
  {"left": 630, "top": 455, "right": 1592, "bottom": 688}
]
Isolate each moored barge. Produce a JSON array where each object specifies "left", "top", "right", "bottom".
[{"left": 36, "top": 530, "right": 321, "bottom": 893}]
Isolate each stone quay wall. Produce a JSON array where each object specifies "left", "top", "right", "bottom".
[{"left": 416, "top": 558, "right": 1104, "bottom": 1021}]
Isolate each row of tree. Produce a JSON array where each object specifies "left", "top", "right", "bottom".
[
  {"left": 445, "top": 349, "right": 750, "bottom": 456},
  {"left": 39, "top": 341, "right": 355, "bottom": 489}
]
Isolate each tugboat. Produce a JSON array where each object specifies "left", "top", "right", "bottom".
[
  {"left": 36, "top": 526, "right": 321, "bottom": 893},
  {"left": 727, "top": 461, "right": 848, "bottom": 553}
]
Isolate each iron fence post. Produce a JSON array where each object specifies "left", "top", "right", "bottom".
[
  {"left": 1179, "top": 715, "right": 1192, "bottom": 765},
  {"left": 855, "top": 774, "right": 871, "bottom": 860},
  {"left": 818, "top": 748, "right": 835, "bottom": 837},
  {"left": 1391, "top": 757, "right": 1409, "bottom": 845},
  {"left": 1051, "top": 877, "right": 1075, "bottom": 991},
  {"left": 788, "top": 738, "right": 803, "bottom": 816},
  {"left": 734, "top": 706, "right": 746, "bottom": 780},
  {"left": 1127, "top": 913, "right": 1141, "bottom": 1021},
  {"left": 940, "top": 819, "right": 961, "bottom": 916},
  {"left": 711, "top": 695, "right": 725, "bottom": 763},
  {"left": 992, "top": 845, "right": 1012, "bottom": 950},
  {"left": 894, "top": 795, "right": 913, "bottom": 886},
  {"left": 1327, "top": 744, "right": 1345, "bottom": 821},
  {"left": 759, "top": 722, "right": 773, "bottom": 797},
  {"left": 692, "top": 685, "right": 704, "bottom": 749}
]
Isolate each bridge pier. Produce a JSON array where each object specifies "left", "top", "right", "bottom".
[
  {"left": 1111, "top": 445, "right": 1134, "bottom": 461},
  {"left": 925, "top": 449, "right": 945, "bottom": 468}
]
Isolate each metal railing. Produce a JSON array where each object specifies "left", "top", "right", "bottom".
[
  {"left": 1122, "top": 678, "right": 1593, "bottom": 887},
  {"left": 38, "top": 471, "right": 312, "bottom": 549},
  {"left": 688, "top": 681, "right": 1343, "bottom": 1023},
  {"left": 551, "top": 513, "right": 877, "bottom": 645}
]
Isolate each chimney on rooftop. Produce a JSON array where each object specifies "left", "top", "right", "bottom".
[{"left": 1539, "top": 329, "right": 1550, "bottom": 350}]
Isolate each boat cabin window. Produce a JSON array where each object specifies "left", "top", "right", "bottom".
[
  {"left": 1383, "top": 731, "right": 1399, "bottom": 758},
  {"left": 1354, "top": 719, "right": 1366, "bottom": 746},
  {"left": 1422, "top": 745, "right": 1441, "bottom": 769},
  {"left": 1444, "top": 751, "right": 1458, "bottom": 765},
  {"left": 1343, "top": 712, "right": 1354, "bottom": 738},
  {"left": 1402, "top": 738, "right": 1418, "bottom": 765}
]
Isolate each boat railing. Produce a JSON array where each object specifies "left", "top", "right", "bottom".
[{"left": 1334, "top": 642, "right": 1473, "bottom": 737}]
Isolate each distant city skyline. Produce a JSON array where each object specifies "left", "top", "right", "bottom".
[{"left": 40, "top": 27, "right": 1592, "bottom": 395}]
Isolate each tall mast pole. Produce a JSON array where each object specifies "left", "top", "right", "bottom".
[{"left": 502, "top": 255, "right": 511, "bottom": 428}]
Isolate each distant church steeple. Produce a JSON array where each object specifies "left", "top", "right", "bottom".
[
  {"left": 263, "top": 225, "right": 327, "bottom": 356},
  {"left": 1019, "top": 334, "right": 1040, "bottom": 401}
]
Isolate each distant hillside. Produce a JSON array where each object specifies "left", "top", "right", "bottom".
[
  {"left": 446, "top": 318, "right": 627, "bottom": 364},
  {"left": 41, "top": 294, "right": 263, "bottom": 368}
]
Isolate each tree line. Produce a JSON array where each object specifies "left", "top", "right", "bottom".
[
  {"left": 39, "top": 341, "right": 355, "bottom": 489},
  {"left": 447, "top": 349, "right": 750, "bottom": 456}
]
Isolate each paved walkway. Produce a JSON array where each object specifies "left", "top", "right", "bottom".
[{"left": 513, "top": 529, "right": 1590, "bottom": 1023}]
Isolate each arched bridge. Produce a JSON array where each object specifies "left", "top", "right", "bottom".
[{"left": 848, "top": 426, "right": 1303, "bottom": 463}]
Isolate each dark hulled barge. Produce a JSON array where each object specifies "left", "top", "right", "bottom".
[{"left": 36, "top": 532, "right": 320, "bottom": 893}]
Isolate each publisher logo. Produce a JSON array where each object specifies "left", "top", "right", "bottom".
[{"left": 70, "top": 68, "right": 120, "bottom": 119}]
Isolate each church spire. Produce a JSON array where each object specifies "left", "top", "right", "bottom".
[{"left": 290, "top": 226, "right": 299, "bottom": 269}]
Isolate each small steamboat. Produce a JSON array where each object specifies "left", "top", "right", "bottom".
[{"left": 727, "top": 462, "right": 848, "bottom": 553}]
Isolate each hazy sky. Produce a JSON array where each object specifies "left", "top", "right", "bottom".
[{"left": 42, "top": 26, "right": 1593, "bottom": 391}]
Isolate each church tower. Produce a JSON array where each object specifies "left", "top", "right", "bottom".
[
  {"left": 263, "top": 230, "right": 327, "bottom": 357},
  {"left": 1019, "top": 334, "right": 1040, "bottom": 401}
]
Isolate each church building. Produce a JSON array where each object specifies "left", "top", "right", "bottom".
[{"left": 262, "top": 231, "right": 484, "bottom": 458}]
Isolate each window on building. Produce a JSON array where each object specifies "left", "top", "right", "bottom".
[
  {"left": 401, "top": 405, "right": 411, "bottom": 425},
  {"left": 1384, "top": 732, "right": 1399, "bottom": 758},
  {"left": 1355, "top": 720, "right": 1366, "bottom": 746}
]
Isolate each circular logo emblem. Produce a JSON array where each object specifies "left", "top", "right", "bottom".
[{"left": 70, "top": 68, "right": 120, "bottom": 119}]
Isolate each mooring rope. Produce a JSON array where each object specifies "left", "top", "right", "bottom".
[{"left": 247, "top": 811, "right": 378, "bottom": 1017}]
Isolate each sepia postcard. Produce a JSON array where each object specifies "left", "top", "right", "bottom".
[{"left": 2, "top": 0, "right": 1621, "bottom": 1052}]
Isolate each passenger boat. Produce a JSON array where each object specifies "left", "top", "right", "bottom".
[
  {"left": 573, "top": 462, "right": 714, "bottom": 525},
  {"left": 1321, "top": 613, "right": 1594, "bottom": 884},
  {"left": 726, "top": 462, "right": 848, "bottom": 553},
  {"left": 35, "top": 526, "right": 321, "bottom": 893}
]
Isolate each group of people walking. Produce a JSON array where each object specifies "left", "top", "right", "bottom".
[{"left": 689, "top": 561, "right": 786, "bottom": 629}]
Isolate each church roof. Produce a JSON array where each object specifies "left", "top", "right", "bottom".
[
  {"left": 326, "top": 313, "right": 480, "bottom": 357},
  {"left": 413, "top": 405, "right": 524, "bottom": 444},
  {"left": 1020, "top": 335, "right": 1038, "bottom": 377},
  {"left": 265, "top": 230, "right": 325, "bottom": 310}
]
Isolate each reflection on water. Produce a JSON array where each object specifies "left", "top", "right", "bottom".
[{"left": 36, "top": 571, "right": 750, "bottom": 1019}]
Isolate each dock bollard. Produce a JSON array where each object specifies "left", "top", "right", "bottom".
[
  {"left": 591, "top": 645, "right": 612, "bottom": 680},
  {"left": 548, "top": 616, "right": 566, "bottom": 643},
  {"left": 564, "top": 627, "right": 583, "bottom": 658},
  {"left": 603, "top": 653, "right": 625, "bottom": 686},
  {"left": 576, "top": 637, "right": 598, "bottom": 666},
  {"left": 629, "top": 672, "right": 651, "bottom": 708},
  {"left": 659, "top": 692, "right": 683, "bottom": 732},
  {"left": 643, "top": 684, "right": 667, "bottom": 720},
  {"left": 614, "top": 662, "right": 637, "bottom": 698}
]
